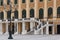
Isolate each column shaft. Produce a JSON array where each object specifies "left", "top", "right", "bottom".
[
  {"left": 5, "top": 23, "right": 8, "bottom": 34},
  {"left": 34, "top": 0, "right": 38, "bottom": 18},
  {"left": 53, "top": 0, "right": 57, "bottom": 19},
  {"left": 14, "top": 22, "right": 18, "bottom": 34},
  {"left": 22, "top": 19, "right": 27, "bottom": 34},
  {"left": 4, "top": 11, "right": 7, "bottom": 20},
  {"left": 3, "top": 0, "right": 7, "bottom": 4},
  {"left": 52, "top": 26, "right": 55, "bottom": 34},
  {"left": 41, "top": 28, "right": 43, "bottom": 35},
  {"left": 18, "top": 0, "right": 22, "bottom": 19},
  {"left": 52, "top": 23, "right": 55, "bottom": 34},
  {"left": 46, "top": 21, "right": 49, "bottom": 34},
  {"left": 26, "top": 0, "right": 30, "bottom": 18},
  {"left": 30, "top": 22, "right": 34, "bottom": 31},
  {"left": 3, "top": 0, "right": 7, "bottom": 20},
  {"left": 0, "top": 22, "right": 2, "bottom": 34},
  {"left": 44, "top": 0, "right": 47, "bottom": 19}
]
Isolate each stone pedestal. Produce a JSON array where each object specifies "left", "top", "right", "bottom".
[
  {"left": 22, "top": 20, "right": 27, "bottom": 34},
  {"left": 34, "top": 29, "right": 39, "bottom": 34},
  {"left": 14, "top": 22, "right": 18, "bottom": 35},
  {"left": 41, "top": 28, "right": 43, "bottom": 35},
  {"left": 0, "top": 20, "right": 2, "bottom": 34},
  {"left": 46, "top": 21, "right": 49, "bottom": 35},
  {"left": 5, "top": 23, "right": 8, "bottom": 35},
  {"left": 30, "top": 22, "right": 34, "bottom": 31}
]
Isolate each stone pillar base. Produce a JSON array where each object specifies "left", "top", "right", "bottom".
[
  {"left": 14, "top": 32, "right": 18, "bottom": 35},
  {"left": 30, "top": 28, "right": 34, "bottom": 31},
  {"left": 41, "top": 29, "right": 43, "bottom": 35},
  {"left": 22, "top": 30, "right": 27, "bottom": 34},
  {"left": 0, "top": 32, "right": 3, "bottom": 35},
  {"left": 34, "top": 30, "right": 39, "bottom": 35},
  {"left": 4, "top": 32, "right": 8, "bottom": 35}
]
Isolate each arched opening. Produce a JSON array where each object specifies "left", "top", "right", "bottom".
[
  {"left": 57, "top": 7, "right": 60, "bottom": 18},
  {"left": 7, "top": 10, "right": 11, "bottom": 20},
  {"left": 48, "top": 7, "right": 53, "bottom": 18},
  {"left": 22, "top": 0, "right": 25, "bottom": 3},
  {"left": 30, "top": 0, "right": 34, "bottom": 2},
  {"left": 0, "top": 0, "right": 3, "bottom": 6},
  {"left": 22, "top": 9, "right": 26, "bottom": 18},
  {"left": 14, "top": 0, "right": 17, "bottom": 4},
  {"left": 39, "top": 8, "right": 44, "bottom": 19},
  {"left": 14, "top": 10, "right": 18, "bottom": 19},
  {"left": 7, "top": 0, "right": 10, "bottom": 5},
  {"left": 30, "top": 9, "right": 34, "bottom": 18},
  {"left": 0, "top": 12, "right": 4, "bottom": 20},
  {"left": 57, "top": 25, "right": 60, "bottom": 34}
]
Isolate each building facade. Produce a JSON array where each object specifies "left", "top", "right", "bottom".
[{"left": 0, "top": 0, "right": 60, "bottom": 35}]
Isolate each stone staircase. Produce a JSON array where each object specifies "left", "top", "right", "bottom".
[{"left": 27, "top": 19, "right": 54, "bottom": 35}]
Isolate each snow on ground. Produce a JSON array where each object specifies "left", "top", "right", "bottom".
[{"left": 0, "top": 34, "right": 60, "bottom": 40}]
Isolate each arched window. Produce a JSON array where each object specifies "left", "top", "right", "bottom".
[
  {"left": 14, "top": 10, "right": 18, "bottom": 19},
  {"left": 0, "top": 12, "right": 4, "bottom": 20},
  {"left": 0, "top": 0, "right": 3, "bottom": 6},
  {"left": 48, "top": 7, "right": 53, "bottom": 18},
  {"left": 14, "top": 0, "right": 17, "bottom": 4},
  {"left": 39, "top": 8, "right": 44, "bottom": 19},
  {"left": 39, "top": 0, "right": 43, "bottom": 2},
  {"left": 22, "top": 0, "right": 25, "bottom": 3},
  {"left": 57, "top": 7, "right": 60, "bottom": 18},
  {"left": 30, "top": 9, "right": 34, "bottom": 18},
  {"left": 30, "top": 0, "right": 34, "bottom": 2},
  {"left": 7, "top": 10, "right": 11, "bottom": 20},
  {"left": 22, "top": 9, "right": 26, "bottom": 18},
  {"left": 7, "top": 0, "right": 10, "bottom": 5}
]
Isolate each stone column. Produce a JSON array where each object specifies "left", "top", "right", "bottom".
[
  {"left": 0, "top": 20, "right": 2, "bottom": 34},
  {"left": 41, "top": 28, "right": 43, "bottom": 35},
  {"left": 53, "top": 0, "right": 57, "bottom": 20},
  {"left": 34, "top": 0, "right": 39, "bottom": 18},
  {"left": 46, "top": 21, "right": 49, "bottom": 34},
  {"left": 18, "top": 0, "right": 22, "bottom": 19},
  {"left": 3, "top": 0, "right": 7, "bottom": 4},
  {"left": 22, "top": 19, "right": 27, "bottom": 34},
  {"left": 34, "top": 29, "right": 39, "bottom": 34},
  {"left": 26, "top": 0, "right": 30, "bottom": 18},
  {"left": 44, "top": 0, "right": 48, "bottom": 20},
  {"left": 10, "top": 0, "right": 14, "bottom": 5},
  {"left": 3, "top": 0, "right": 7, "bottom": 20},
  {"left": 52, "top": 26, "right": 55, "bottom": 34},
  {"left": 52, "top": 23, "right": 55, "bottom": 34},
  {"left": 30, "top": 22, "right": 34, "bottom": 31},
  {"left": 3, "top": 10, "right": 7, "bottom": 20},
  {"left": 5, "top": 23, "right": 8, "bottom": 34},
  {"left": 14, "top": 22, "right": 18, "bottom": 34}
]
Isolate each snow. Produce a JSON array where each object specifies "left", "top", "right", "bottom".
[{"left": 0, "top": 34, "right": 60, "bottom": 40}]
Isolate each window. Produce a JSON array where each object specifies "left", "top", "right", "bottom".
[
  {"left": 30, "top": 0, "right": 34, "bottom": 2},
  {"left": 22, "top": 0, "right": 25, "bottom": 3},
  {"left": 57, "top": 7, "right": 60, "bottom": 18},
  {"left": 0, "top": 12, "right": 4, "bottom": 20},
  {"left": 0, "top": 0, "right": 3, "bottom": 6},
  {"left": 14, "top": 10, "right": 18, "bottom": 19},
  {"left": 39, "top": 0, "right": 43, "bottom": 2},
  {"left": 30, "top": 9, "right": 34, "bottom": 18},
  {"left": 14, "top": 0, "right": 17, "bottom": 4},
  {"left": 39, "top": 8, "right": 44, "bottom": 19},
  {"left": 22, "top": 9, "right": 26, "bottom": 18},
  {"left": 7, "top": 11, "right": 11, "bottom": 20},
  {"left": 48, "top": 0, "right": 51, "bottom": 1},
  {"left": 7, "top": 0, "right": 10, "bottom": 5},
  {"left": 48, "top": 7, "right": 53, "bottom": 18}
]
